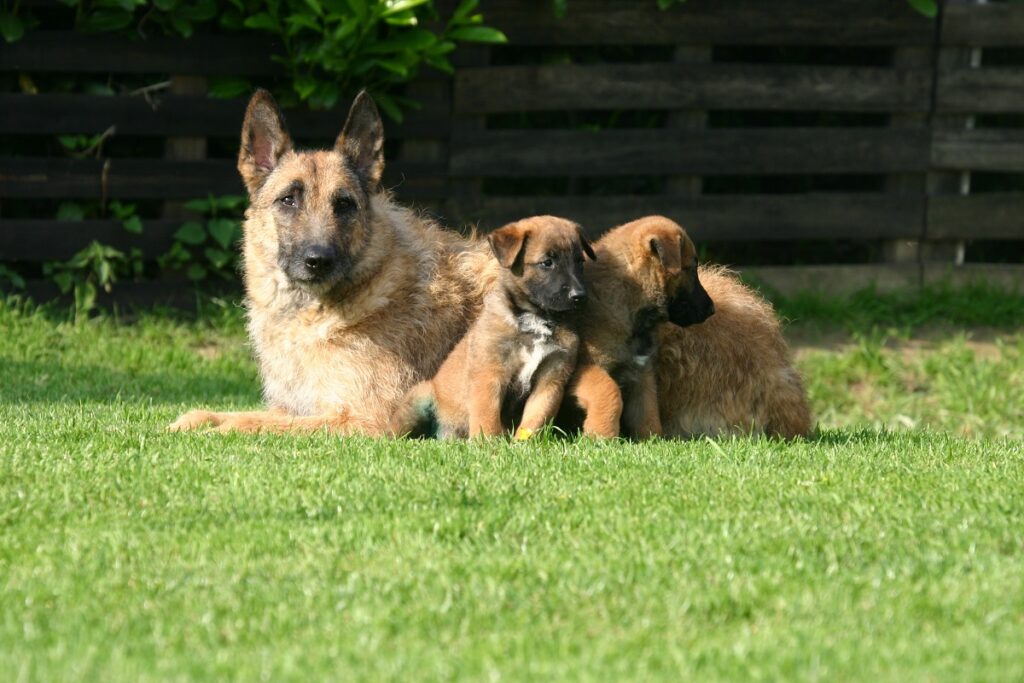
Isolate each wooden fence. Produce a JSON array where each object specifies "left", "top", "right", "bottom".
[{"left": 2, "top": 0, "right": 1023, "bottom": 300}]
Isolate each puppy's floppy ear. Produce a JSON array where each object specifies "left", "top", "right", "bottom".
[
  {"left": 648, "top": 234, "right": 682, "bottom": 274},
  {"left": 238, "top": 89, "right": 292, "bottom": 196},
  {"left": 488, "top": 222, "right": 529, "bottom": 270},
  {"left": 576, "top": 224, "right": 597, "bottom": 261},
  {"left": 336, "top": 90, "right": 385, "bottom": 193}
]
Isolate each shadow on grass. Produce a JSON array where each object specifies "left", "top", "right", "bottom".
[{"left": 0, "top": 358, "right": 260, "bottom": 406}]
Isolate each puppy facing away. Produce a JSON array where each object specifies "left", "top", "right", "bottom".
[
  {"left": 656, "top": 266, "right": 813, "bottom": 438},
  {"left": 564, "top": 216, "right": 714, "bottom": 438},
  {"left": 388, "top": 216, "right": 596, "bottom": 439}
]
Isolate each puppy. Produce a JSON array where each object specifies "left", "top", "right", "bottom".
[
  {"left": 563, "top": 216, "right": 714, "bottom": 438},
  {"left": 388, "top": 216, "right": 596, "bottom": 439}
]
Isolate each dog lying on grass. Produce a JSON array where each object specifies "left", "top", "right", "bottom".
[{"left": 388, "top": 216, "right": 595, "bottom": 439}]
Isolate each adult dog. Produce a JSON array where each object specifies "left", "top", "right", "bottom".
[
  {"left": 169, "top": 90, "right": 492, "bottom": 434},
  {"left": 171, "top": 90, "right": 811, "bottom": 439}
]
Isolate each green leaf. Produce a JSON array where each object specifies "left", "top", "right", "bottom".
[
  {"left": 78, "top": 9, "right": 134, "bottom": 32},
  {"left": 243, "top": 12, "right": 279, "bottom": 32},
  {"left": 213, "top": 195, "right": 247, "bottom": 211},
  {"left": 203, "top": 247, "right": 232, "bottom": 269},
  {"left": 381, "top": 0, "right": 430, "bottom": 16},
  {"left": 53, "top": 272, "right": 74, "bottom": 294},
  {"left": 75, "top": 281, "right": 98, "bottom": 316},
  {"left": 0, "top": 11, "right": 25, "bottom": 43},
  {"left": 57, "top": 202, "right": 86, "bottom": 221},
  {"left": 122, "top": 215, "right": 143, "bottom": 234},
  {"left": 286, "top": 13, "right": 322, "bottom": 34},
  {"left": 453, "top": 0, "right": 479, "bottom": 22},
  {"left": 174, "top": 221, "right": 207, "bottom": 245},
  {"left": 367, "top": 28, "right": 437, "bottom": 53},
  {"left": 373, "top": 92, "right": 404, "bottom": 123},
  {"left": 169, "top": 14, "right": 194, "bottom": 38},
  {"left": 182, "top": 198, "right": 213, "bottom": 212},
  {"left": 294, "top": 75, "right": 319, "bottom": 100},
  {"left": 186, "top": 263, "right": 208, "bottom": 281},
  {"left": 552, "top": 0, "right": 567, "bottom": 19},
  {"left": 208, "top": 77, "right": 252, "bottom": 99},
  {"left": 207, "top": 218, "right": 239, "bottom": 249},
  {"left": 447, "top": 26, "right": 507, "bottom": 43},
  {"left": 383, "top": 11, "right": 418, "bottom": 26},
  {"left": 907, "top": 0, "right": 937, "bottom": 18},
  {"left": 344, "top": 0, "right": 367, "bottom": 22}
]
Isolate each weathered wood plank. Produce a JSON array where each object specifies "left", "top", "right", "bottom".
[
  {"left": 741, "top": 264, "right": 922, "bottom": 296},
  {"left": 1, "top": 31, "right": 283, "bottom": 75},
  {"left": 450, "top": 129, "right": 931, "bottom": 176},
  {"left": 483, "top": 0, "right": 932, "bottom": 46},
  {"left": 928, "top": 194, "right": 1024, "bottom": 240},
  {"left": 936, "top": 68, "right": 1024, "bottom": 113},
  {"left": 447, "top": 194, "right": 924, "bottom": 240},
  {"left": 931, "top": 129, "right": 1024, "bottom": 172},
  {"left": 0, "top": 94, "right": 450, "bottom": 140},
  {"left": 942, "top": 2, "right": 1024, "bottom": 46},
  {"left": 455, "top": 63, "right": 931, "bottom": 114},
  {"left": 0, "top": 220, "right": 181, "bottom": 261},
  {"left": 0, "top": 158, "right": 447, "bottom": 199}
]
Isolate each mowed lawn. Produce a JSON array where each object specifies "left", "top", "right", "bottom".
[{"left": 1, "top": 290, "right": 1023, "bottom": 682}]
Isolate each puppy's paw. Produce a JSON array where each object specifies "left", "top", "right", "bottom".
[{"left": 167, "top": 410, "right": 220, "bottom": 432}]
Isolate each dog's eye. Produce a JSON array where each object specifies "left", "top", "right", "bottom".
[
  {"left": 538, "top": 259, "right": 554, "bottom": 269},
  {"left": 333, "top": 196, "right": 355, "bottom": 214},
  {"left": 278, "top": 194, "right": 297, "bottom": 208}
]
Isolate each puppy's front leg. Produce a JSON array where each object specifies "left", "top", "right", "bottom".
[
  {"left": 467, "top": 366, "right": 505, "bottom": 437},
  {"left": 569, "top": 363, "right": 623, "bottom": 438},
  {"left": 622, "top": 366, "right": 663, "bottom": 439},
  {"left": 515, "top": 357, "right": 572, "bottom": 440}
]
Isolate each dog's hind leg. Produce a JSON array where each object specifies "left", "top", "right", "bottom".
[
  {"left": 385, "top": 381, "right": 439, "bottom": 438},
  {"left": 621, "top": 366, "right": 663, "bottom": 439}
]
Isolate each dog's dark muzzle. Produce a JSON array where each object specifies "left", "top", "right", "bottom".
[
  {"left": 668, "top": 286, "right": 715, "bottom": 328},
  {"left": 283, "top": 243, "right": 346, "bottom": 285}
]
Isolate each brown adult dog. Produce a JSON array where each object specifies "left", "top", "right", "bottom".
[
  {"left": 564, "top": 216, "right": 714, "bottom": 438},
  {"left": 168, "top": 90, "right": 493, "bottom": 434},
  {"left": 388, "top": 216, "right": 595, "bottom": 439},
  {"left": 656, "top": 265, "right": 813, "bottom": 438}
]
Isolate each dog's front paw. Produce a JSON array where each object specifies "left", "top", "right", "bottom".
[{"left": 167, "top": 410, "right": 220, "bottom": 432}]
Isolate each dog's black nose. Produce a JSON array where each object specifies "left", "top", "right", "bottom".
[
  {"left": 569, "top": 290, "right": 587, "bottom": 305},
  {"left": 302, "top": 246, "right": 336, "bottom": 273}
]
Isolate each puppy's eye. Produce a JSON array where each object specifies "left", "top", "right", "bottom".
[
  {"left": 278, "top": 194, "right": 297, "bottom": 208},
  {"left": 538, "top": 259, "right": 554, "bottom": 269}
]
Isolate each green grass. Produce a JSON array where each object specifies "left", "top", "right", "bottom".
[{"left": 2, "top": 294, "right": 1023, "bottom": 682}]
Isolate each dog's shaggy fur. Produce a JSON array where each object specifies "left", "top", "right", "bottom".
[
  {"left": 169, "top": 90, "right": 493, "bottom": 434},
  {"left": 656, "top": 266, "right": 813, "bottom": 439}
]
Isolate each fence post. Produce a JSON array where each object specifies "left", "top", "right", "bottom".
[
  {"left": 162, "top": 75, "right": 207, "bottom": 221},
  {"left": 665, "top": 46, "right": 711, "bottom": 201}
]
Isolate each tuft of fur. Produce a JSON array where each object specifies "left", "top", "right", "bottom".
[{"left": 655, "top": 265, "right": 813, "bottom": 439}]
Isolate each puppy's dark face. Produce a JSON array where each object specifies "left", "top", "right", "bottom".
[
  {"left": 488, "top": 216, "right": 597, "bottom": 314},
  {"left": 237, "top": 89, "right": 385, "bottom": 293},
  {"left": 608, "top": 216, "right": 714, "bottom": 328}
]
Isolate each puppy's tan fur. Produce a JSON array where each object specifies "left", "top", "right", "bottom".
[
  {"left": 169, "top": 90, "right": 494, "bottom": 434},
  {"left": 656, "top": 267, "right": 813, "bottom": 438},
  {"left": 566, "top": 217, "right": 713, "bottom": 438},
  {"left": 389, "top": 216, "right": 591, "bottom": 439}
]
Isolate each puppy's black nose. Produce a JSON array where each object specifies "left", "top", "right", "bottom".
[
  {"left": 569, "top": 290, "right": 587, "bottom": 305},
  {"left": 302, "top": 246, "right": 336, "bottom": 273}
]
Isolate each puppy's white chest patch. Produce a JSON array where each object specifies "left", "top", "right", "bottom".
[
  {"left": 633, "top": 354, "right": 651, "bottom": 367},
  {"left": 516, "top": 313, "right": 559, "bottom": 392}
]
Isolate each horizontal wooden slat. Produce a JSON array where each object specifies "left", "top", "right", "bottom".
[
  {"left": 0, "top": 158, "right": 447, "bottom": 199},
  {"left": 455, "top": 63, "right": 931, "bottom": 114},
  {"left": 0, "top": 94, "right": 450, "bottom": 140},
  {"left": 931, "top": 130, "right": 1024, "bottom": 172},
  {"left": 942, "top": 2, "right": 1024, "bottom": 47},
  {"left": 928, "top": 194, "right": 1024, "bottom": 240},
  {"left": 742, "top": 264, "right": 922, "bottom": 296},
  {"left": 451, "top": 129, "right": 930, "bottom": 176},
  {"left": 447, "top": 194, "right": 924, "bottom": 240},
  {"left": 936, "top": 68, "right": 1024, "bottom": 114},
  {"left": 1, "top": 31, "right": 282, "bottom": 75},
  {"left": 485, "top": 0, "right": 933, "bottom": 46},
  {"left": 0, "top": 220, "right": 181, "bottom": 261}
]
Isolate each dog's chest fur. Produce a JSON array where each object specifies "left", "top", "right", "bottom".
[{"left": 514, "top": 312, "right": 561, "bottom": 393}]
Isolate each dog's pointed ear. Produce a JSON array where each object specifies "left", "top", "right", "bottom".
[
  {"left": 238, "top": 89, "right": 292, "bottom": 196},
  {"left": 577, "top": 224, "right": 597, "bottom": 261},
  {"left": 489, "top": 222, "right": 529, "bottom": 270},
  {"left": 336, "top": 90, "right": 385, "bottom": 193},
  {"left": 648, "top": 235, "right": 682, "bottom": 274}
]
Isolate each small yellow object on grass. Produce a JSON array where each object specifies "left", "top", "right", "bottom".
[{"left": 514, "top": 427, "right": 534, "bottom": 441}]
